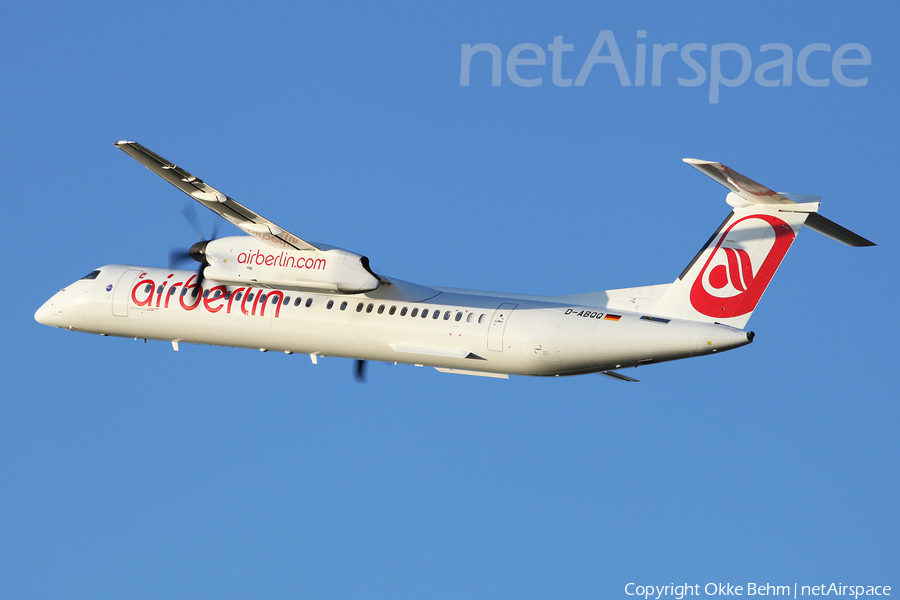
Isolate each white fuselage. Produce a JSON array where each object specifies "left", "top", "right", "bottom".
[{"left": 36, "top": 264, "right": 752, "bottom": 377}]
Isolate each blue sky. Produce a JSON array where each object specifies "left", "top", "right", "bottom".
[{"left": 2, "top": 1, "right": 897, "bottom": 598}]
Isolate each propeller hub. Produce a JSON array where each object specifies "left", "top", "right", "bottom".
[{"left": 189, "top": 241, "right": 209, "bottom": 264}]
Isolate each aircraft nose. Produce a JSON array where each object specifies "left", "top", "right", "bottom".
[{"left": 35, "top": 292, "right": 69, "bottom": 327}]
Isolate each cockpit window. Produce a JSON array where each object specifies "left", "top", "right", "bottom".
[{"left": 81, "top": 270, "right": 101, "bottom": 280}]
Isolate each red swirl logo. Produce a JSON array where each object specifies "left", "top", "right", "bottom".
[{"left": 689, "top": 213, "right": 796, "bottom": 318}]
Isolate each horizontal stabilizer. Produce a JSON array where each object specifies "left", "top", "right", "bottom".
[
  {"left": 683, "top": 159, "right": 799, "bottom": 206},
  {"left": 684, "top": 158, "right": 875, "bottom": 247},
  {"left": 804, "top": 212, "right": 875, "bottom": 247}
]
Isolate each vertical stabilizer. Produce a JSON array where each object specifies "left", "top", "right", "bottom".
[{"left": 651, "top": 160, "right": 873, "bottom": 329}]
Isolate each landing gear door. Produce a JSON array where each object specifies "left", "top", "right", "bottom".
[{"left": 487, "top": 303, "right": 517, "bottom": 352}]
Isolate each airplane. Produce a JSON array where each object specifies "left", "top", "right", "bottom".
[{"left": 35, "top": 142, "right": 875, "bottom": 381}]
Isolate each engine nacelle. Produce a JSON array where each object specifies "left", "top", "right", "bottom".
[{"left": 201, "top": 236, "right": 380, "bottom": 294}]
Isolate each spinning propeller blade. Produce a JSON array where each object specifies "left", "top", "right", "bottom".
[
  {"left": 354, "top": 360, "right": 367, "bottom": 383},
  {"left": 168, "top": 203, "right": 225, "bottom": 285}
]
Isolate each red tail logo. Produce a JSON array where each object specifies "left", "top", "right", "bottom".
[{"left": 690, "top": 213, "right": 796, "bottom": 318}]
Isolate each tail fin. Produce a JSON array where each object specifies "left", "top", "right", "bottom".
[{"left": 652, "top": 160, "right": 874, "bottom": 329}]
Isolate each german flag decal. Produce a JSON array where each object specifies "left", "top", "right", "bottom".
[{"left": 604, "top": 314, "right": 622, "bottom": 321}]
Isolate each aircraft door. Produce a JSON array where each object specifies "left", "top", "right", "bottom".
[
  {"left": 112, "top": 269, "right": 143, "bottom": 316},
  {"left": 521, "top": 309, "right": 563, "bottom": 361},
  {"left": 487, "top": 303, "right": 517, "bottom": 351}
]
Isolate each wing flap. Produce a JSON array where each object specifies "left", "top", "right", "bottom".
[{"left": 115, "top": 141, "right": 318, "bottom": 251}]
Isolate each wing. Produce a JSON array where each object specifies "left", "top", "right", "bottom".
[{"left": 115, "top": 141, "right": 318, "bottom": 251}]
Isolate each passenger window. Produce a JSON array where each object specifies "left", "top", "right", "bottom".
[
  {"left": 356, "top": 302, "right": 364, "bottom": 312},
  {"left": 410, "top": 308, "right": 418, "bottom": 317},
  {"left": 247, "top": 293, "right": 254, "bottom": 302},
  {"left": 259, "top": 294, "right": 267, "bottom": 303},
  {"left": 306, "top": 298, "right": 313, "bottom": 307},
  {"left": 377, "top": 305, "right": 385, "bottom": 314},
  {"left": 169, "top": 287, "right": 177, "bottom": 296},
  {"left": 144, "top": 283, "right": 153, "bottom": 294},
  {"left": 340, "top": 301, "right": 348, "bottom": 310},
  {"left": 294, "top": 297, "right": 302, "bottom": 306},
  {"left": 326, "top": 300, "right": 334, "bottom": 309},
  {"left": 466, "top": 313, "right": 474, "bottom": 323},
  {"left": 366, "top": 303, "right": 374, "bottom": 313},
  {"left": 282, "top": 297, "right": 290, "bottom": 305},
  {"left": 478, "top": 314, "right": 485, "bottom": 324},
  {"left": 235, "top": 292, "right": 242, "bottom": 301},
  {"left": 421, "top": 309, "right": 429, "bottom": 318},
  {"left": 158, "top": 285, "right": 165, "bottom": 295},
  {"left": 400, "top": 307, "right": 408, "bottom": 316},
  {"left": 443, "top": 310, "right": 451, "bottom": 320},
  {"left": 192, "top": 288, "right": 200, "bottom": 297},
  {"left": 389, "top": 306, "right": 397, "bottom": 315},
  {"left": 272, "top": 296, "right": 280, "bottom": 305},
  {"left": 81, "top": 270, "right": 101, "bottom": 280},
  {"left": 433, "top": 310, "right": 440, "bottom": 319},
  {"left": 455, "top": 312, "right": 462, "bottom": 321}
]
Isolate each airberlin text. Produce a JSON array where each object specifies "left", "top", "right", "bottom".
[
  {"left": 625, "top": 582, "right": 890, "bottom": 599},
  {"left": 130, "top": 273, "right": 284, "bottom": 319},
  {"left": 237, "top": 250, "right": 326, "bottom": 270}
]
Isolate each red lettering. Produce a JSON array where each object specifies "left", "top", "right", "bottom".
[
  {"left": 155, "top": 274, "right": 174, "bottom": 308},
  {"left": 131, "top": 279, "right": 155, "bottom": 306},
  {"left": 165, "top": 282, "right": 182, "bottom": 308},
  {"left": 203, "top": 285, "right": 228, "bottom": 313},
  {"left": 226, "top": 287, "right": 245, "bottom": 314},
  {"left": 259, "top": 291, "right": 284, "bottom": 318},
  {"left": 241, "top": 287, "right": 254, "bottom": 315},
  {"left": 251, "top": 289, "right": 264, "bottom": 316},
  {"left": 179, "top": 275, "right": 203, "bottom": 311},
  {"left": 232, "top": 250, "right": 327, "bottom": 270}
]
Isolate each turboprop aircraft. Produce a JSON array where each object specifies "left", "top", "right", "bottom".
[{"left": 35, "top": 142, "right": 874, "bottom": 381}]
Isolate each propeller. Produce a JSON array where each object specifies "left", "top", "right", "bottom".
[
  {"left": 354, "top": 359, "right": 367, "bottom": 383},
  {"left": 168, "top": 203, "right": 223, "bottom": 286}
]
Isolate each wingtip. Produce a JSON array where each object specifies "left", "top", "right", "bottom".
[
  {"left": 683, "top": 158, "right": 714, "bottom": 165},
  {"left": 115, "top": 140, "right": 135, "bottom": 146}
]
